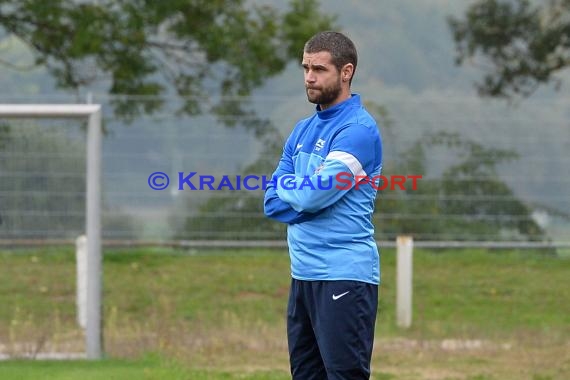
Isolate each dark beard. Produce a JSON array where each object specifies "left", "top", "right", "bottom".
[{"left": 306, "top": 78, "right": 342, "bottom": 106}]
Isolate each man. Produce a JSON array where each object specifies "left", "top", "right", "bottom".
[{"left": 264, "top": 31, "right": 383, "bottom": 379}]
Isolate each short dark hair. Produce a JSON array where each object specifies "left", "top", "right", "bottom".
[{"left": 304, "top": 31, "right": 358, "bottom": 82}]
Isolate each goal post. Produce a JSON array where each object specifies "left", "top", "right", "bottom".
[{"left": 0, "top": 104, "right": 103, "bottom": 359}]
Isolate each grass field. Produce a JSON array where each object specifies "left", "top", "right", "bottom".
[{"left": 0, "top": 246, "right": 569, "bottom": 379}]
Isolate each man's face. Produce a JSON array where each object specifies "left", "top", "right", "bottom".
[{"left": 302, "top": 51, "right": 342, "bottom": 106}]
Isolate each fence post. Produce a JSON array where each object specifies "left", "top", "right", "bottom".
[
  {"left": 396, "top": 235, "right": 413, "bottom": 328},
  {"left": 76, "top": 235, "right": 87, "bottom": 329}
]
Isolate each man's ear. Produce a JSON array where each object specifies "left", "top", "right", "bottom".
[{"left": 341, "top": 63, "right": 354, "bottom": 82}]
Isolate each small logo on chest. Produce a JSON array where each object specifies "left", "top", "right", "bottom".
[{"left": 314, "top": 139, "right": 326, "bottom": 151}]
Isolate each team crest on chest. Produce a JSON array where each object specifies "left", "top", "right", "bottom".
[{"left": 314, "top": 138, "right": 326, "bottom": 151}]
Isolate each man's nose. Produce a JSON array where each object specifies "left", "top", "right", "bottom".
[{"left": 305, "top": 72, "right": 316, "bottom": 83}]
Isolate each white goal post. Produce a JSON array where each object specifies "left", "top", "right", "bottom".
[{"left": 0, "top": 104, "right": 103, "bottom": 359}]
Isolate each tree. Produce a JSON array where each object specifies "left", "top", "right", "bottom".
[
  {"left": 448, "top": 0, "right": 570, "bottom": 98},
  {"left": 377, "top": 131, "right": 545, "bottom": 241},
  {"left": 0, "top": 0, "right": 335, "bottom": 120}
]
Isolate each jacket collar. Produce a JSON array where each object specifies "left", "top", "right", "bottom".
[{"left": 316, "top": 94, "right": 361, "bottom": 120}]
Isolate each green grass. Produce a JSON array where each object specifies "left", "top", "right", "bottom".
[
  {"left": 0, "top": 355, "right": 291, "bottom": 379},
  {"left": 1, "top": 247, "right": 569, "bottom": 379}
]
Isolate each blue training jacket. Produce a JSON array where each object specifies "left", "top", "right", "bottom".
[{"left": 264, "top": 94, "right": 383, "bottom": 284}]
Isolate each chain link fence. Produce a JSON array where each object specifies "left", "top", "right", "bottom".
[{"left": 1, "top": 93, "right": 569, "bottom": 247}]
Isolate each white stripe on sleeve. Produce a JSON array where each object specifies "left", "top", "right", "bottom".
[{"left": 326, "top": 151, "right": 367, "bottom": 177}]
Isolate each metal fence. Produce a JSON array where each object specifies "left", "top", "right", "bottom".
[{"left": 1, "top": 93, "right": 569, "bottom": 247}]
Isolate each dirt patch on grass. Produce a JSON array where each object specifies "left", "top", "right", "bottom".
[
  {"left": 4, "top": 327, "right": 568, "bottom": 380},
  {"left": 374, "top": 338, "right": 570, "bottom": 380}
]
